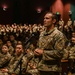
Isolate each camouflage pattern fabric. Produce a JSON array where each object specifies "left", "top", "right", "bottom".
[
  {"left": 37, "top": 27, "right": 67, "bottom": 72},
  {"left": 0, "top": 52, "right": 11, "bottom": 68},
  {"left": 26, "top": 27, "right": 67, "bottom": 75}
]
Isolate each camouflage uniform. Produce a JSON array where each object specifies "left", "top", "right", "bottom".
[
  {"left": 58, "top": 19, "right": 64, "bottom": 32},
  {"left": 0, "top": 53, "right": 27, "bottom": 75},
  {"left": 38, "top": 27, "right": 67, "bottom": 75},
  {"left": 8, "top": 46, "right": 14, "bottom": 56},
  {"left": 0, "top": 52, "right": 12, "bottom": 75},
  {"left": 69, "top": 45, "right": 75, "bottom": 59},
  {"left": 26, "top": 27, "right": 67, "bottom": 75},
  {"left": 7, "top": 53, "right": 28, "bottom": 75},
  {"left": 62, "top": 38, "right": 75, "bottom": 74},
  {"left": 68, "top": 45, "right": 75, "bottom": 73},
  {"left": 26, "top": 56, "right": 40, "bottom": 75},
  {"left": 0, "top": 52, "right": 11, "bottom": 68}
]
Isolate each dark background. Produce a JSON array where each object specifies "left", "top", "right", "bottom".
[
  {"left": 0, "top": 0, "right": 53, "bottom": 24},
  {"left": 0, "top": 0, "right": 75, "bottom": 24}
]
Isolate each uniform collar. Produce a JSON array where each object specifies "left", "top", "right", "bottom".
[{"left": 44, "top": 27, "right": 57, "bottom": 36}]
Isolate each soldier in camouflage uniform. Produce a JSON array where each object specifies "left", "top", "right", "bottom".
[
  {"left": 0, "top": 44, "right": 28, "bottom": 75},
  {"left": 58, "top": 18, "right": 64, "bottom": 32},
  {"left": 68, "top": 32, "right": 75, "bottom": 74},
  {"left": 0, "top": 44, "right": 12, "bottom": 68},
  {"left": 25, "top": 12, "right": 67, "bottom": 75},
  {"left": 6, "top": 40, "right": 14, "bottom": 56},
  {"left": 0, "top": 44, "right": 12, "bottom": 75}
]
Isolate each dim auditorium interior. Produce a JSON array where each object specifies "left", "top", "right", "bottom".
[{"left": 0, "top": 0, "right": 75, "bottom": 75}]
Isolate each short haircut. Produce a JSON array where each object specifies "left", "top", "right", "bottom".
[{"left": 45, "top": 11, "right": 57, "bottom": 20}]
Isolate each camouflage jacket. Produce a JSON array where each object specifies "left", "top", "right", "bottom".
[
  {"left": 0, "top": 52, "right": 11, "bottom": 68},
  {"left": 7, "top": 53, "right": 27, "bottom": 75},
  {"left": 69, "top": 45, "right": 75, "bottom": 59},
  {"left": 37, "top": 27, "right": 67, "bottom": 72},
  {"left": 63, "top": 44, "right": 75, "bottom": 60}
]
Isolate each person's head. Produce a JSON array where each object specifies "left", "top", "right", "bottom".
[
  {"left": 1, "top": 44, "right": 9, "bottom": 54},
  {"left": 15, "top": 44, "right": 23, "bottom": 56},
  {"left": 6, "top": 41, "right": 12, "bottom": 47},
  {"left": 17, "top": 41, "right": 22, "bottom": 45},
  {"left": 3, "top": 35, "right": 8, "bottom": 42},
  {"left": 44, "top": 12, "right": 57, "bottom": 29},
  {"left": 9, "top": 35, "right": 15, "bottom": 41},
  {"left": 71, "top": 37, "right": 75, "bottom": 44},
  {"left": 71, "top": 32, "right": 75, "bottom": 44},
  {"left": 72, "top": 32, "right": 75, "bottom": 37}
]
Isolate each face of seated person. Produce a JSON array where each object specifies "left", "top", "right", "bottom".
[
  {"left": 72, "top": 32, "right": 75, "bottom": 37},
  {"left": 10, "top": 35, "right": 15, "bottom": 41},
  {"left": 2, "top": 45, "right": 9, "bottom": 54},
  {"left": 71, "top": 37, "right": 75, "bottom": 44},
  {"left": 15, "top": 44, "right": 23, "bottom": 56}
]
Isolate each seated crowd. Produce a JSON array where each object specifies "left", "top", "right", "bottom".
[{"left": 0, "top": 17, "right": 75, "bottom": 75}]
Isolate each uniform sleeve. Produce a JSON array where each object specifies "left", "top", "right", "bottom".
[
  {"left": 0, "top": 54, "right": 12, "bottom": 68},
  {"left": 43, "top": 35, "right": 66, "bottom": 60},
  {"left": 8, "top": 56, "right": 28, "bottom": 75}
]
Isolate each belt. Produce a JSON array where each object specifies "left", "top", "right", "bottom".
[{"left": 44, "top": 60, "right": 60, "bottom": 65}]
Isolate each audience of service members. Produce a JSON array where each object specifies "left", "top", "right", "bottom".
[{"left": 0, "top": 15, "right": 75, "bottom": 75}]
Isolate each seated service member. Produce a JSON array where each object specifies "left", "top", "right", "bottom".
[
  {"left": 0, "top": 44, "right": 27, "bottom": 75},
  {"left": 0, "top": 44, "right": 11, "bottom": 68}
]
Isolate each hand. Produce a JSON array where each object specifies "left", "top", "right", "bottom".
[
  {"left": 1, "top": 68, "right": 8, "bottom": 72},
  {"left": 28, "top": 63, "right": 36, "bottom": 69},
  {"left": 34, "top": 48, "right": 43, "bottom": 56}
]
